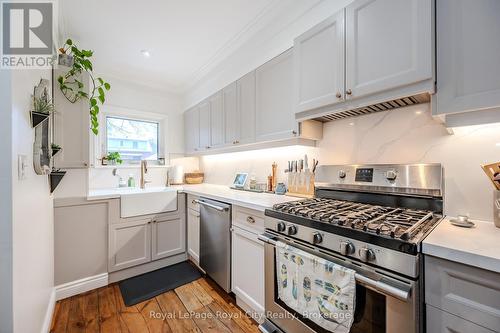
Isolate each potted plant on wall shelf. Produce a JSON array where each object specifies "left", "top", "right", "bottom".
[
  {"left": 51, "top": 143, "right": 62, "bottom": 157},
  {"left": 103, "top": 152, "right": 123, "bottom": 166},
  {"left": 31, "top": 96, "right": 55, "bottom": 128},
  {"left": 57, "top": 38, "right": 111, "bottom": 135}
]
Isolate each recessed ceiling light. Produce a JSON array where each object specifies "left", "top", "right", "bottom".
[{"left": 140, "top": 49, "right": 150, "bottom": 58}]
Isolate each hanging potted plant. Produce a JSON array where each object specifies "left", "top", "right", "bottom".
[
  {"left": 57, "top": 39, "right": 111, "bottom": 135},
  {"left": 51, "top": 143, "right": 62, "bottom": 157},
  {"left": 31, "top": 96, "right": 55, "bottom": 128}
]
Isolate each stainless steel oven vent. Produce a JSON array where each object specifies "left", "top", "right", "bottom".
[{"left": 315, "top": 93, "right": 430, "bottom": 122}]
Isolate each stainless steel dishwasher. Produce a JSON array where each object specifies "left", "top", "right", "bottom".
[{"left": 197, "top": 197, "right": 231, "bottom": 292}]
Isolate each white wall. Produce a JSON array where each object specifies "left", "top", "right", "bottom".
[
  {"left": 200, "top": 104, "right": 500, "bottom": 222},
  {"left": 55, "top": 75, "right": 195, "bottom": 197},
  {"left": 184, "top": 0, "right": 353, "bottom": 109},
  {"left": 0, "top": 70, "right": 13, "bottom": 333},
  {"left": 10, "top": 70, "right": 55, "bottom": 333},
  {"left": 104, "top": 75, "right": 185, "bottom": 154}
]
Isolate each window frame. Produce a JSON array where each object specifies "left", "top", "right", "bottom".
[
  {"left": 95, "top": 107, "right": 167, "bottom": 166},
  {"left": 104, "top": 115, "right": 160, "bottom": 163}
]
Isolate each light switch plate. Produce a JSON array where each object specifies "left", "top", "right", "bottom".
[{"left": 18, "top": 155, "right": 27, "bottom": 180}]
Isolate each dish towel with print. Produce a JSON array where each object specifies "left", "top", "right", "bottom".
[{"left": 276, "top": 241, "right": 356, "bottom": 333}]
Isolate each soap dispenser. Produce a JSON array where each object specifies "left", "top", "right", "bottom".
[{"left": 127, "top": 174, "right": 135, "bottom": 187}]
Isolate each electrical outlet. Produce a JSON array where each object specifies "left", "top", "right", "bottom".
[{"left": 18, "top": 155, "right": 27, "bottom": 180}]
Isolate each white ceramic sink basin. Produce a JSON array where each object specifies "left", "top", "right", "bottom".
[{"left": 120, "top": 187, "right": 178, "bottom": 218}]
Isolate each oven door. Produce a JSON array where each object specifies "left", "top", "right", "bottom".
[{"left": 259, "top": 232, "right": 420, "bottom": 333}]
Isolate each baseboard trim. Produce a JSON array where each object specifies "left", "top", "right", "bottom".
[
  {"left": 41, "top": 288, "right": 56, "bottom": 333},
  {"left": 108, "top": 253, "right": 187, "bottom": 284},
  {"left": 55, "top": 273, "right": 109, "bottom": 301},
  {"left": 234, "top": 287, "right": 265, "bottom": 315}
]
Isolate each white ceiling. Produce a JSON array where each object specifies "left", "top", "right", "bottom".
[{"left": 59, "top": 0, "right": 277, "bottom": 92}]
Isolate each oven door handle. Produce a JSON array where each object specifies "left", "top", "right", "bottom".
[{"left": 258, "top": 233, "right": 411, "bottom": 302}]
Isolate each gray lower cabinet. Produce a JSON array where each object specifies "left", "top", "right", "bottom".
[
  {"left": 54, "top": 198, "right": 112, "bottom": 285},
  {"left": 427, "top": 305, "right": 495, "bottom": 333},
  {"left": 425, "top": 255, "right": 500, "bottom": 332},
  {"left": 109, "top": 194, "right": 187, "bottom": 273},
  {"left": 109, "top": 218, "right": 152, "bottom": 272},
  {"left": 152, "top": 216, "right": 185, "bottom": 261}
]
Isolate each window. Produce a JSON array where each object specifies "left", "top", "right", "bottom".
[{"left": 105, "top": 116, "right": 159, "bottom": 162}]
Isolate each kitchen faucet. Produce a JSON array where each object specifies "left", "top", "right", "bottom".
[{"left": 140, "top": 160, "right": 151, "bottom": 189}]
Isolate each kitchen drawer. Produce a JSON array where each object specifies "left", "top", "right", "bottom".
[
  {"left": 425, "top": 255, "right": 500, "bottom": 332},
  {"left": 232, "top": 206, "right": 265, "bottom": 234},
  {"left": 427, "top": 305, "right": 495, "bottom": 333},
  {"left": 187, "top": 194, "right": 200, "bottom": 212}
]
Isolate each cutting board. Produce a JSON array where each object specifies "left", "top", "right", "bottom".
[{"left": 481, "top": 162, "right": 500, "bottom": 190}]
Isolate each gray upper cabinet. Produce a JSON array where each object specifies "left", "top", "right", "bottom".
[
  {"left": 209, "top": 91, "right": 224, "bottom": 148},
  {"left": 237, "top": 71, "right": 256, "bottom": 145},
  {"left": 256, "top": 49, "right": 297, "bottom": 142},
  {"left": 184, "top": 107, "right": 199, "bottom": 154},
  {"left": 223, "top": 82, "right": 239, "bottom": 145},
  {"left": 294, "top": 10, "right": 345, "bottom": 113},
  {"left": 53, "top": 67, "right": 91, "bottom": 168},
  {"left": 198, "top": 100, "right": 211, "bottom": 150},
  {"left": 434, "top": 0, "right": 500, "bottom": 124},
  {"left": 345, "top": 0, "right": 433, "bottom": 99}
]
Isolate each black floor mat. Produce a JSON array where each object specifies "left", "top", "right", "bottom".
[{"left": 118, "top": 261, "right": 202, "bottom": 306}]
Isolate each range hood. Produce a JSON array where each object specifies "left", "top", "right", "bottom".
[{"left": 311, "top": 93, "right": 430, "bottom": 123}]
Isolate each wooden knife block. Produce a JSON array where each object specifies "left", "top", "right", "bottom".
[{"left": 286, "top": 171, "right": 315, "bottom": 198}]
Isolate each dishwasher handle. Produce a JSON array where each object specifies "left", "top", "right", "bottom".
[{"left": 194, "top": 199, "right": 229, "bottom": 212}]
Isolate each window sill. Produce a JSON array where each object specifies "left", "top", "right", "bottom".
[{"left": 92, "top": 164, "right": 169, "bottom": 169}]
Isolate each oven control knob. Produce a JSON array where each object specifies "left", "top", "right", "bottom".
[
  {"left": 338, "top": 170, "right": 347, "bottom": 179},
  {"left": 287, "top": 225, "right": 298, "bottom": 236},
  {"left": 312, "top": 232, "right": 323, "bottom": 244},
  {"left": 339, "top": 241, "right": 355, "bottom": 256},
  {"left": 276, "top": 222, "right": 286, "bottom": 232},
  {"left": 386, "top": 170, "right": 397, "bottom": 181},
  {"left": 358, "top": 247, "right": 376, "bottom": 262}
]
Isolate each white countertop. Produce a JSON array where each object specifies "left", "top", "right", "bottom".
[
  {"left": 423, "top": 217, "right": 500, "bottom": 273},
  {"left": 87, "top": 183, "right": 300, "bottom": 211}
]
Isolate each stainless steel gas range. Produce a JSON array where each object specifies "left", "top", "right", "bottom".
[{"left": 258, "top": 164, "right": 444, "bottom": 333}]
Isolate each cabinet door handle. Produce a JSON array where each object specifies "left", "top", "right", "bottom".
[
  {"left": 246, "top": 216, "right": 255, "bottom": 224},
  {"left": 336, "top": 92, "right": 342, "bottom": 98},
  {"left": 346, "top": 89, "right": 352, "bottom": 96},
  {"left": 292, "top": 130, "right": 297, "bottom": 136},
  {"left": 192, "top": 200, "right": 197, "bottom": 205}
]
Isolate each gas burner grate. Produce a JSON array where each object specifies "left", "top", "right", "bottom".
[{"left": 273, "top": 198, "right": 435, "bottom": 242}]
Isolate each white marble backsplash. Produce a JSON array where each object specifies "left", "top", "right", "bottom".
[{"left": 200, "top": 103, "right": 500, "bottom": 222}]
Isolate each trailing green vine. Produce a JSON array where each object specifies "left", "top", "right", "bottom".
[{"left": 57, "top": 39, "right": 111, "bottom": 135}]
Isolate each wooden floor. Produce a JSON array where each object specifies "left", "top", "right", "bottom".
[{"left": 50, "top": 277, "right": 260, "bottom": 333}]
